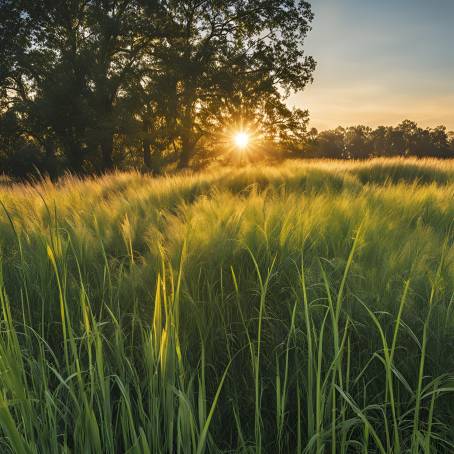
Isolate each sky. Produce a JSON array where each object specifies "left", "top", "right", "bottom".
[{"left": 289, "top": 0, "right": 454, "bottom": 131}]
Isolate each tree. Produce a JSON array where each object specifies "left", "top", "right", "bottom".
[
  {"left": 305, "top": 121, "right": 454, "bottom": 161},
  {"left": 152, "top": 0, "right": 316, "bottom": 168},
  {"left": 0, "top": 0, "right": 164, "bottom": 174},
  {"left": 344, "top": 125, "right": 373, "bottom": 159},
  {"left": 448, "top": 131, "right": 454, "bottom": 154},
  {"left": 428, "top": 125, "right": 450, "bottom": 158},
  {"left": 0, "top": 0, "right": 92, "bottom": 173},
  {"left": 1, "top": 0, "right": 316, "bottom": 175},
  {"left": 314, "top": 127, "right": 345, "bottom": 158},
  {"left": 85, "top": 0, "right": 163, "bottom": 171}
]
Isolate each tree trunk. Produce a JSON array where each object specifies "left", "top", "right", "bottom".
[
  {"left": 143, "top": 138, "right": 152, "bottom": 170},
  {"left": 178, "top": 83, "right": 197, "bottom": 169},
  {"left": 43, "top": 139, "right": 58, "bottom": 178},
  {"left": 98, "top": 90, "right": 115, "bottom": 172},
  {"left": 179, "top": 132, "right": 195, "bottom": 169},
  {"left": 101, "top": 131, "right": 114, "bottom": 171},
  {"left": 66, "top": 138, "right": 84, "bottom": 174},
  {"left": 142, "top": 118, "right": 153, "bottom": 170},
  {"left": 179, "top": 104, "right": 197, "bottom": 169},
  {"left": 142, "top": 119, "right": 163, "bottom": 173}
]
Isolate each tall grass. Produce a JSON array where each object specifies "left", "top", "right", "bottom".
[{"left": 0, "top": 158, "right": 453, "bottom": 452}]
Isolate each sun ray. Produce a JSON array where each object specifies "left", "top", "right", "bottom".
[{"left": 234, "top": 132, "right": 250, "bottom": 150}]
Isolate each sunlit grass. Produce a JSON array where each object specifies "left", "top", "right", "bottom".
[{"left": 0, "top": 158, "right": 453, "bottom": 452}]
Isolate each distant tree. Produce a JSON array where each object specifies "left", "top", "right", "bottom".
[
  {"left": 306, "top": 121, "right": 454, "bottom": 161},
  {"left": 386, "top": 127, "right": 406, "bottom": 156},
  {"left": 396, "top": 120, "right": 422, "bottom": 157},
  {"left": 449, "top": 131, "right": 454, "bottom": 152},
  {"left": 369, "top": 126, "right": 387, "bottom": 157},
  {"left": 314, "top": 127, "right": 345, "bottom": 158},
  {"left": 428, "top": 125, "right": 450, "bottom": 158},
  {"left": 344, "top": 125, "right": 373, "bottom": 159},
  {"left": 395, "top": 120, "right": 452, "bottom": 158}
]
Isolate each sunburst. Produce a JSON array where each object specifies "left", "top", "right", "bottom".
[{"left": 233, "top": 132, "right": 250, "bottom": 150}]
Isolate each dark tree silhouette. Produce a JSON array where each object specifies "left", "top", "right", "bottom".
[
  {"left": 0, "top": 0, "right": 315, "bottom": 175},
  {"left": 305, "top": 121, "right": 454, "bottom": 160},
  {"left": 151, "top": 0, "right": 316, "bottom": 168}
]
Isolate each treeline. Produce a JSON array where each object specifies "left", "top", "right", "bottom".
[
  {"left": 303, "top": 121, "right": 454, "bottom": 160},
  {"left": 0, "top": 0, "right": 315, "bottom": 178},
  {"left": 1, "top": 2, "right": 452, "bottom": 180}
]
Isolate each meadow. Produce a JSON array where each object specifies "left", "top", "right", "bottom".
[{"left": 0, "top": 158, "right": 453, "bottom": 453}]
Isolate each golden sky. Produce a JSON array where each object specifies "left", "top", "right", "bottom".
[{"left": 291, "top": 0, "right": 454, "bottom": 131}]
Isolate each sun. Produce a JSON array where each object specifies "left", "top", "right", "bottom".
[{"left": 233, "top": 132, "right": 250, "bottom": 150}]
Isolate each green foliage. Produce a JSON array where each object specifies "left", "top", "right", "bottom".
[
  {"left": 0, "top": 159, "right": 453, "bottom": 452},
  {"left": 0, "top": 0, "right": 315, "bottom": 176}
]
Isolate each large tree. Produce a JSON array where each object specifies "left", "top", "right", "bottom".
[
  {"left": 152, "top": 0, "right": 316, "bottom": 168},
  {"left": 0, "top": 0, "right": 162, "bottom": 173},
  {"left": 1, "top": 0, "right": 316, "bottom": 175},
  {"left": 85, "top": 0, "right": 163, "bottom": 170},
  {"left": 0, "top": 0, "right": 94, "bottom": 173}
]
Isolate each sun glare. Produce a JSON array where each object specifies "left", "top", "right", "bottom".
[{"left": 234, "top": 132, "right": 250, "bottom": 150}]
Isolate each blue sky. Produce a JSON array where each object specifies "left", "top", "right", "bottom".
[{"left": 290, "top": 0, "right": 454, "bottom": 130}]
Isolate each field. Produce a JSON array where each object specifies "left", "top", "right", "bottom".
[{"left": 0, "top": 158, "right": 453, "bottom": 453}]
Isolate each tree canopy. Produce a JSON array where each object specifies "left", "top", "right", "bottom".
[{"left": 0, "top": 0, "right": 316, "bottom": 177}]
